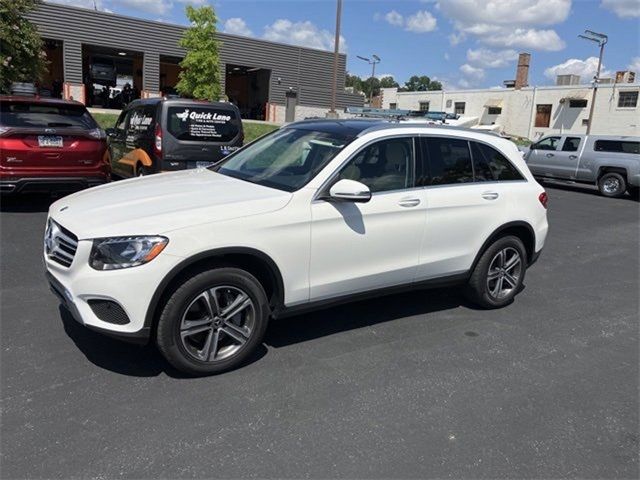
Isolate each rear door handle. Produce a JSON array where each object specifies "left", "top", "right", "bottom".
[
  {"left": 398, "top": 197, "right": 421, "bottom": 208},
  {"left": 545, "top": 153, "right": 555, "bottom": 158},
  {"left": 569, "top": 155, "right": 578, "bottom": 159},
  {"left": 482, "top": 191, "right": 499, "bottom": 200}
]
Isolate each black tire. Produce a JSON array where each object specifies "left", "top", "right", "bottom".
[
  {"left": 598, "top": 172, "right": 626, "bottom": 198},
  {"left": 156, "top": 268, "right": 269, "bottom": 375},
  {"left": 136, "top": 164, "right": 151, "bottom": 177},
  {"left": 464, "top": 235, "right": 527, "bottom": 309}
]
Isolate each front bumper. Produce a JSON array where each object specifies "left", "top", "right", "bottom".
[
  {"left": 44, "top": 231, "right": 182, "bottom": 345},
  {"left": 1, "top": 176, "right": 108, "bottom": 194}
]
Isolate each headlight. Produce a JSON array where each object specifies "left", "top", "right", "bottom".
[{"left": 89, "top": 236, "right": 168, "bottom": 270}]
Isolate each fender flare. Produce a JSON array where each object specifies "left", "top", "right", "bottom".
[{"left": 470, "top": 221, "right": 537, "bottom": 273}]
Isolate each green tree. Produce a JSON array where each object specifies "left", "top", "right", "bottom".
[
  {"left": 0, "top": 0, "right": 48, "bottom": 93},
  {"left": 403, "top": 75, "right": 442, "bottom": 91},
  {"left": 176, "top": 5, "right": 222, "bottom": 101},
  {"left": 379, "top": 76, "right": 399, "bottom": 89}
]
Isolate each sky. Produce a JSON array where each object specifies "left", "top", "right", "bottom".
[{"left": 49, "top": 0, "right": 640, "bottom": 90}]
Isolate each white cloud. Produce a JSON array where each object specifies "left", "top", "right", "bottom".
[
  {"left": 460, "top": 63, "right": 485, "bottom": 80},
  {"left": 601, "top": 0, "right": 640, "bottom": 17},
  {"left": 113, "top": 0, "right": 173, "bottom": 15},
  {"left": 481, "top": 28, "right": 566, "bottom": 51},
  {"left": 437, "top": 0, "right": 571, "bottom": 26},
  {"left": 223, "top": 17, "right": 253, "bottom": 36},
  {"left": 405, "top": 10, "right": 437, "bottom": 32},
  {"left": 628, "top": 57, "right": 640, "bottom": 72},
  {"left": 467, "top": 48, "right": 518, "bottom": 68},
  {"left": 437, "top": 0, "right": 568, "bottom": 52},
  {"left": 263, "top": 19, "right": 346, "bottom": 52},
  {"left": 384, "top": 10, "right": 404, "bottom": 27},
  {"left": 544, "top": 57, "right": 613, "bottom": 82},
  {"left": 444, "top": 52, "right": 450, "bottom": 60}
]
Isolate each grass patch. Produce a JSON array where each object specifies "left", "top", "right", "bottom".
[{"left": 91, "top": 113, "right": 278, "bottom": 143}]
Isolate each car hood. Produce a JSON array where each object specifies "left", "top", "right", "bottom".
[{"left": 49, "top": 169, "right": 292, "bottom": 239}]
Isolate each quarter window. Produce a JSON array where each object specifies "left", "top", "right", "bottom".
[
  {"left": 471, "top": 142, "right": 524, "bottom": 182},
  {"left": 337, "top": 137, "right": 414, "bottom": 193},
  {"left": 562, "top": 137, "right": 581, "bottom": 152},
  {"left": 594, "top": 140, "right": 639, "bottom": 154},
  {"left": 618, "top": 91, "right": 638, "bottom": 108},
  {"left": 422, "top": 137, "right": 473, "bottom": 185}
]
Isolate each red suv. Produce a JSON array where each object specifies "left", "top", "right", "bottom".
[{"left": 0, "top": 96, "right": 110, "bottom": 194}]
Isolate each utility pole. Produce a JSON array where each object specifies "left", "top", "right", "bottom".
[
  {"left": 579, "top": 30, "right": 608, "bottom": 135},
  {"left": 357, "top": 54, "right": 380, "bottom": 106},
  {"left": 327, "top": 0, "right": 342, "bottom": 118}
]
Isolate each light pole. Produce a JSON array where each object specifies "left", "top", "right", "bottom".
[
  {"left": 328, "top": 0, "right": 342, "bottom": 118},
  {"left": 579, "top": 29, "right": 607, "bottom": 135},
  {"left": 357, "top": 54, "right": 380, "bottom": 106}
]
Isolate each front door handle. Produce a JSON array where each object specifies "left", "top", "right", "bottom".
[
  {"left": 482, "top": 191, "right": 499, "bottom": 200},
  {"left": 545, "top": 153, "right": 555, "bottom": 158},
  {"left": 398, "top": 197, "right": 421, "bottom": 208}
]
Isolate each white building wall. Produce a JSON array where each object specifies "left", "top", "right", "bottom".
[{"left": 380, "top": 84, "right": 640, "bottom": 139}]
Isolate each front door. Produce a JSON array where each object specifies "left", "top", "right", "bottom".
[
  {"left": 525, "top": 135, "right": 561, "bottom": 177},
  {"left": 309, "top": 136, "right": 425, "bottom": 301}
]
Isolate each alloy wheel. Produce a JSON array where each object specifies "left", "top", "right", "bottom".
[
  {"left": 179, "top": 285, "right": 255, "bottom": 362},
  {"left": 603, "top": 177, "right": 620, "bottom": 194},
  {"left": 486, "top": 247, "right": 522, "bottom": 299}
]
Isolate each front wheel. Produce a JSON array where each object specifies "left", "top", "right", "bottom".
[
  {"left": 156, "top": 268, "right": 269, "bottom": 375},
  {"left": 598, "top": 172, "right": 626, "bottom": 198},
  {"left": 465, "top": 236, "right": 527, "bottom": 309}
]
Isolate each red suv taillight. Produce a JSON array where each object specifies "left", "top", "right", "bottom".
[
  {"left": 154, "top": 124, "right": 162, "bottom": 158},
  {"left": 538, "top": 191, "right": 548, "bottom": 209}
]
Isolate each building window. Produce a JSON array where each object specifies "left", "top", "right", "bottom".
[
  {"left": 618, "top": 91, "right": 638, "bottom": 108},
  {"left": 569, "top": 99, "right": 587, "bottom": 108},
  {"left": 419, "top": 101, "right": 430, "bottom": 112},
  {"left": 487, "top": 107, "right": 502, "bottom": 115},
  {"left": 389, "top": 103, "right": 397, "bottom": 110},
  {"left": 445, "top": 99, "right": 452, "bottom": 108},
  {"left": 582, "top": 119, "right": 589, "bottom": 126},
  {"left": 454, "top": 102, "right": 466, "bottom": 114},
  {"left": 535, "top": 104, "right": 552, "bottom": 128}
]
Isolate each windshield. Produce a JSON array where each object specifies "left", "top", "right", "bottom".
[{"left": 213, "top": 127, "right": 352, "bottom": 191}]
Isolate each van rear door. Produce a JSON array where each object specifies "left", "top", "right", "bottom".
[{"left": 161, "top": 102, "right": 243, "bottom": 170}]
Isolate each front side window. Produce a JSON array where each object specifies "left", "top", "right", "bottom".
[
  {"left": 471, "top": 142, "right": 524, "bottom": 182},
  {"left": 214, "top": 127, "right": 352, "bottom": 192},
  {"left": 562, "top": 137, "right": 581, "bottom": 152},
  {"left": 618, "top": 91, "right": 638, "bottom": 108},
  {"left": 337, "top": 137, "right": 414, "bottom": 193},
  {"left": 423, "top": 137, "right": 473, "bottom": 185},
  {"left": 534, "top": 136, "right": 561, "bottom": 151}
]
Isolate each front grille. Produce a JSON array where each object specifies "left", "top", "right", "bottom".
[
  {"left": 45, "top": 219, "right": 78, "bottom": 268},
  {"left": 88, "top": 300, "right": 130, "bottom": 325}
]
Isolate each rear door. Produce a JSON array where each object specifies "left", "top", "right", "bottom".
[
  {"left": 525, "top": 135, "right": 561, "bottom": 177},
  {"left": 0, "top": 100, "right": 104, "bottom": 173},
  {"left": 162, "top": 102, "right": 243, "bottom": 169}
]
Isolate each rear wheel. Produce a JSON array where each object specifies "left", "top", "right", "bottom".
[
  {"left": 156, "top": 268, "right": 269, "bottom": 375},
  {"left": 598, "top": 172, "right": 626, "bottom": 198},
  {"left": 465, "top": 235, "right": 527, "bottom": 309}
]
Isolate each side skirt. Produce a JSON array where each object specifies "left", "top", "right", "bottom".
[{"left": 272, "top": 272, "right": 469, "bottom": 319}]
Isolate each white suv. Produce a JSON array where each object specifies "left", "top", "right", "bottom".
[{"left": 44, "top": 120, "right": 548, "bottom": 375}]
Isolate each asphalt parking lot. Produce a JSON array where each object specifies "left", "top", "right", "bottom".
[{"left": 1, "top": 184, "right": 638, "bottom": 479}]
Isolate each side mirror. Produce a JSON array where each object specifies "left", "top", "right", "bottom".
[
  {"left": 105, "top": 128, "right": 117, "bottom": 137},
  {"left": 329, "top": 179, "right": 371, "bottom": 203}
]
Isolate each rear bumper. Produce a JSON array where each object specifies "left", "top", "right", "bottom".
[{"left": 0, "top": 176, "right": 108, "bottom": 194}]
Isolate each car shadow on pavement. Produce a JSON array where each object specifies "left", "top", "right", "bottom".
[
  {"left": 541, "top": 180, "right": 638, "bottom": 200},
  {"left": 59, "top": 287, "right": 479, "bottom": 378},
  {"left": 59, "top": 306, "right": 268, "bottom": 378},
  {"left": 0, "top": 193, "right": 58, "bottom": 213}
]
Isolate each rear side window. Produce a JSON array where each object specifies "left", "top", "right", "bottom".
[
  {"left": 562, "top": 137, "right": 581, "bottom": 152},
  {"left": 0, "top": 101, "right": 97, "bottom": 129},
  {"left": 422, "top": 137, "right": 473, "bottom": 185},
  {"left": 166, "top": 106, "right": 239, "bottom": 142},
  {"left": 471, "top": 142, "right": 524, "bottom": 181},
  {"left": 593, "top": 140, "right": 639, "bottom": 154},
  {"left": 127, "top": 105, "right": 156, "bottom": 133}
]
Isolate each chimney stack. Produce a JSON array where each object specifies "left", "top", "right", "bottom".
[{"left": 515, "top": 52, "right": 530, "bottom": 89}]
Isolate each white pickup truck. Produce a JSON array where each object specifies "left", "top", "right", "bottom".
[{"left": 524, "top": 134, "right": 639, "bottom": 198}]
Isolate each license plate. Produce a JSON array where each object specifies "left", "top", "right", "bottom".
[
  {"left": 196, "top": 161, "right": 214, "bottom": 168},
  {"left": 38, "top": 135, "right": 63, "bottom": 148}
]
